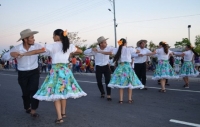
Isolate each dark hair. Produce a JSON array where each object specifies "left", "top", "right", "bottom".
[
  {"left": 54, "top": 29, "right": 70, "bottom": 53},
  {"left": 186, "top": 44, "right": 199, "bottom": 57},
  {"left": 159, "top": 42, "right": 168, "bottom": 54},
  {"left": 113, "top": 38, "right": 126, "bottom": 66}
]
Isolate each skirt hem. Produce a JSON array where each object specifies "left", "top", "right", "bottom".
[
  {"left": 33, "top": 92, "right": 87, "bottom": 101},
  {"left": 152, "top": 76, "right": 179, "bottom": 80},
  {"left": 108, "top": 84, "right": 144, "bottom": 89}
]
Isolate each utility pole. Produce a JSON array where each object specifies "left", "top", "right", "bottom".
[
  {"left": 113, "top": 0, "right": 117, "bottom": 48},
  {"left": 188, "top": 25, "right": 191, "bottom": 42}
]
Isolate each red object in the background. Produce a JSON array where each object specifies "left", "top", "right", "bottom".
[
  {"left": 14, "top": 58, "right": 17, "bottom": 64},
  {"left": 85, "top": 57, "right": 90, "bottom": 67}
]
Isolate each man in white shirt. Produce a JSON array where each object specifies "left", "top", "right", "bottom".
[
  {"left": 132, "top": 40, "right": 152, "bottom": 90},
  {"left": 2, "top": 29, "right": 43, "bottom": 117},
  {"left": 84, "top": 36, "right": 113, "bottom": 101}
]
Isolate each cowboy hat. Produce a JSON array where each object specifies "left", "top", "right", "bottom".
[
  {"left": 17, "top": 29, "right": 38, "bottom": 42},
  {"left": 136, "top": 39, "right": 147, "bottom": 47},
  {"left": 97, "top": 36, "right": 109, "bottom": 44}
]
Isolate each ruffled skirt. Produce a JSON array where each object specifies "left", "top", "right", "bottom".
[
  {"left": 179, "top": 61, "right": 199, "bottom": 77},
  {"left": 108, "top": 62, "right": 144, "bottom": 89},
  {"left": 152, "top": 60, "right": 179, "bottom": 80},
  {"left": 33, "top": 63, "right": 87, "bottom": 101}
]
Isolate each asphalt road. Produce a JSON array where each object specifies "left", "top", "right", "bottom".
[{"left": 0, "top": 71, "right": 199, "bottom": 127}]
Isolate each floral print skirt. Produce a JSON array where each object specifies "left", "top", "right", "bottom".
[
  {"left": 33, "top": 63, "right": 87, "bottom": 101},
  {"left": 108, "top": 62, "right": 144, "bottom": 89},
  {"left": 179, "top": 61, "right": 199, "bottom": 77},
  {"left": 152, "top": 60, "right": 179, "bottom": 80}
]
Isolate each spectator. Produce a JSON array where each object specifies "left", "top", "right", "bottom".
[{"left": 72, "top": 56, "right": 77, "bottom": 73}]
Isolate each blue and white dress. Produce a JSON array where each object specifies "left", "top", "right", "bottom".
[
  {"left": 108, "top": 47, "right": 144, "bottom": 89},
  {"left": 152, "top": 48, "right": 179, "bottom": 80},
  {"left": 33, "top": 42, "right": 87, "bottom": 101},
  {"left": 177, "top": 50, "right": 199, "bottom": 77}
]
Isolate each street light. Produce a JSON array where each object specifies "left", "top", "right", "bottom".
[
  {"left": 188, "top": 25, "right": 191, "bottom": 42},
  {"left": 108, "top": 0, "right": 117, "bottom": 48}
]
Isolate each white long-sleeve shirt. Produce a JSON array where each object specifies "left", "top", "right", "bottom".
[
  {"left": 84, "top": 46, "right": 115, "bottom": 66},
  {"left": 155, "top": 48, "right": 172, "bottom": 60},
  {"left": 2, "top": 43, "right": 43, "bottom": 71},
  {"left": 112, "top": 46, "right": 137, "bottom": 62},
  {"left": 131, "top": 47, "right": 151, "bottom": 63},
  {"left": 45, "top": 42, "right": 77, "bottom": 64}
]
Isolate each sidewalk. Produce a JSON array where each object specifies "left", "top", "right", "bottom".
[{"left": 1, "top": 69, "right": 200, "bottom": 82}]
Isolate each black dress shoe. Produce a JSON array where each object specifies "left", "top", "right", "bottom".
[
  {"left": 26, "top": 109, "right": 31, "bottom": 114},
  {"left": 107, "top": 98, "right": 112, "bottom": 101},
  {"left": 100, "top": 94, "right": 105, "bottom": 98}
]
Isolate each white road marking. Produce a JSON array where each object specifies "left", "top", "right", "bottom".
[
  {"left": 170, "top": 119, "right": 200, "bottom": 127},
  {"left": 0, "top": 73, "right": 200, "bottom": 93}
]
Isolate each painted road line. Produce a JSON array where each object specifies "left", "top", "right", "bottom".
[
  {"left": 170, "top": 119, "right": 200, "bottom": 127},
  {"left": 147, "top": 87, "right": 200, "bottom": 93},
  {"left": 1, "top": 73, "right": 200, "bottom": 93}
]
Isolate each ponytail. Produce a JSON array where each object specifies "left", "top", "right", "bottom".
[
  {"left": 113, "top": 38, "right": 126, "bottom": 66},
  {"left": 187, "top": 44, "right": 199, "bottom": 57},
  {"left": 54, "top": 29, "right": 70, "bottom": 53},
  {"left": 159, "top": 42, "right": 168, "bottom": 54}
]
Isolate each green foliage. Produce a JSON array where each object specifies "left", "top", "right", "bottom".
[
  {"left": 174, "top": 38, "right": 190, "bottom": 48},
  {"left": 78, "top": 45, "right": 87, "bottom": 58},
  {"left": 194, "top": 45, "right": 200, "bottom": 54},
  {"left": 148, "top": 41, "right": 157, "bottom": 51},
  {"left": 195, "top": 35, "right": 200, "bottom": 47}
]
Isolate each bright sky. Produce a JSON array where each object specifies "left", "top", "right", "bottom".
[{"left": 0, "top": 0, "right": 200, "bottom": 53}]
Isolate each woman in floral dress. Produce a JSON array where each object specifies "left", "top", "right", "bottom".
[
  {"left": 20, "top": 29, "right": 87, "bottom": 123},
  {"left": 145, "top": 42, "right": 179, "bottom": 93},
  {"left": 174, "top": 44, "right": 199, "bottom": 88},
  {"left": 98, "top": 38, "right": 144, "bottom": 104}
]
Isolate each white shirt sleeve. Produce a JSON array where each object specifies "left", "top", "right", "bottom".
[
  {"left": 2, "top": 46, "right": 19, "bottom": 61},
  {"left": 173, "top": 52, "right": 183, "bottom": 55},
  {"left": 130, "top": 47, "right": 136, "bottom": 54},
  {"left": 38, "top": 43, "right": 51, "bottom": 56},
  {"left": 69, "top": 44, "right": 77, "bottom": 53},
  {"left": 131, "top": 53, "right": 138, "bottom": 57},
  {"left": 108, "top": 47, "right": 117, "bottom": 55},
  {"left": 155, "top": 49, "right": 160, "bottom": 54},
  {"left": 146, "top": 48, "right": 152, "bottom": 54},
  {"left": 84, "top": 48, "right": 95, "bottom": 56}
]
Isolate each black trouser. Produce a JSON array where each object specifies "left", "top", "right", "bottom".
[
  {"left": 110, "top": 66, "right": 115, "bottom": 74},
  {"left": 18, "top": 68, "right": 40, "bottom": 110},
  {"left": 134, "top": 62, "right": 146, "bottom": 85},
  {"left": 95, "top": 65, "right": 111, "bottom": 95}
]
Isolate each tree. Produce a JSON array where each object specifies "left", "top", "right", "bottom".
[
  {"left": 194, "top": 46, "right": 200, "bottom": 55},
  {"left": 67, "top": 32, "right": 87, "bottom": 46},
  {"left": 77, "top": 45, "right": 87, "bottom": 58},
  {"left": 174, "top": 38, "right": 190, "bottom": 48},
  {"left": 148, "top": 41, "right": 157, "bottom": 51},
  {"left": 195, "top": 35, "right": 200, "bottom": 47}
]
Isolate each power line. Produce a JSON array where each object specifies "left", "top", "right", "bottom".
[
  {"left": 0, "top": 0, "right": 93, "bottom": 33},
  {"left": 119, "top": 14, "right": 200, "bottom": 24},
  {"left": 0, "top": 0, "right": 107, "bottom": 38}
]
